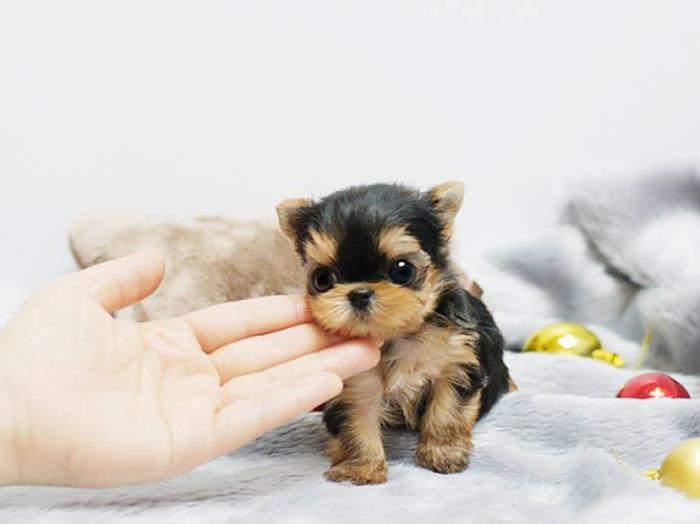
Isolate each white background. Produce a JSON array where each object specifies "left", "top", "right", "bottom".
[{"left": 1, "top": 1, "right": 699, "bottom": 317}]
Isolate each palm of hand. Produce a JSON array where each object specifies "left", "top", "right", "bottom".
[
  {"left": 3, "top": 285, "right": 225, "bottom": 486},
  {"left": 0, "top": 249, "right": 378, "bottom": 487}
]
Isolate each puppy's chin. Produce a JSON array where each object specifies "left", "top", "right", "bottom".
[
  {"left": 317, "top": 318, "right": 413, "bottom": 341},
  {"left": 308, "top": 282, "right": 432, "bottom": 340}
]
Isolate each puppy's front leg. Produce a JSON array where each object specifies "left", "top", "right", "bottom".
[
  {"left": 324, "top": 369, "right": 387, "bottom": 485},
  {"left": 416, "top": 377, "right": 481, "bottom": 474}
]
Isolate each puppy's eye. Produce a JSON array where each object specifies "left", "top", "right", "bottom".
[
  {"left": 389, "top": 259, "right": 416, "bottom": 285},
  {"left": 312, "top": 267, "right": 337, "bottom": 292}
]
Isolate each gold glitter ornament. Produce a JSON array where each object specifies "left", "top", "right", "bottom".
[
  {"left": 522, "top": 322, "right": 624, "bottom": 367},
  {"left": 650, "top": 439, "right": 700, "bottom": 499}
]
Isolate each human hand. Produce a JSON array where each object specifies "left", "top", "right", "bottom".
[{"left": 0, "top": 249, "right": 379, "bottom": 487}]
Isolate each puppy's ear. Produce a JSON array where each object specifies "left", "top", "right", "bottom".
[
  {"left": 425, "top": 181, "right": 464, "bottom": 233},
  {"left": 276, "top": 198, "right": 314, "bottom": 241}
]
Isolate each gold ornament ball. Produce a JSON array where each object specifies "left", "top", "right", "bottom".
[
  {"left": 658, "top": 438, "right": 700, "bottom": 499},
  {"left": 522, "top": 322, "right": 624, "bottom": 367}
]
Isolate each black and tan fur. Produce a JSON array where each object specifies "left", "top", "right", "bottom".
[{"left": 277, "top": 182, "right": 515, "bottom": 485}]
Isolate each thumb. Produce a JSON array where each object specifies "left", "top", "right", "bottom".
[{"left": 68, "top": 248, "right": 166, "bottom": 313}]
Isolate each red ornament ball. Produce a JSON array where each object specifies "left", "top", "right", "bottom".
[{"left": 617, "top": 373, "right": 690, "bottom": 399}]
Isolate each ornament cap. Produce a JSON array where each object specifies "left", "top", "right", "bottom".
[
  {"left": 643, "top": 469, "right": 661, "bottom": 481},
  {"left": 591, "top": 348, "right": 625, "bottom": 368}
]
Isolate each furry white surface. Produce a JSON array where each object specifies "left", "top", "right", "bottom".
[
  {"left": 2, "top": 354, "right": 700, "bottom": 523},
  {"left": 3, "top": 170, "right": 700, "bottom": 522}
]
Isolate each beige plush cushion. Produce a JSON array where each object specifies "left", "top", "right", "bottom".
[{"left": 69, "top": 213, "right": 305, "bottom": 320}]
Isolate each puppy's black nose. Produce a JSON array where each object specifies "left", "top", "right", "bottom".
[{"left": 348, "top": 288, "right": 374, "bottom": 310}]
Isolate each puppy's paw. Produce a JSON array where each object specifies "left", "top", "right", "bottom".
[
  {"left": 416, "top": 439, "right": 472, "bottom": 474},
  {"left": 324, "top": 459, "right": 387, "bottom": 485}
]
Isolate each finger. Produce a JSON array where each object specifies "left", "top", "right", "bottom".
[
  {"left": 213, "top": 372, "right": 342, "bottom": 454},
  {"left": 211, "top": 322, "right": 346, "bottom": 382},
  {"left": 181, "top": 295, "right": 311, "bottom": 353},
  {"left": 222, "top": 339, "right": 379, "bottom": 401},
  {"left": 68, "top": 248, "right": 165, "bottom": 313}
]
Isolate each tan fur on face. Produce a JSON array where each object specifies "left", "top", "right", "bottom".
[
  {"left": 302, "top": 223, "right": 442, "bottom": 340},
  {"left": 308, "top": 266, "right": 445, "bottom": 339},
  {"left": 304, "top": 229, "right": 337, "bottom": 267},
  {"left": 307, "top": 233, "right": 446, "bottom": 339},
  {"left": 377, "top": 226, "right": 423, "bottom": 260},
  {"left": 309, "top": 282, "right": 425, "bottom": 339}
]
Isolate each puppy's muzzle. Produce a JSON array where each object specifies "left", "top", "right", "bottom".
[{"left": 348, "top": 288, "right": 374, "bottom": 311}]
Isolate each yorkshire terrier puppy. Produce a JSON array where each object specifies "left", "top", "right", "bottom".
[{"left": 276, "top": 182, "right": 515, "bottom": 485}]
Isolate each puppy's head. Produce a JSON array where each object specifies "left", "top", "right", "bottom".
[{"left": 276, "top": 182, "right": 464, "bottom": 339}]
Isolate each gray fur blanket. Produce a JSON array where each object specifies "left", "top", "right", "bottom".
[{"left": 3, "top": 170, "right": 700, "bottom": 522}]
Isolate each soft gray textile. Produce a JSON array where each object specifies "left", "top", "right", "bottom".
[
  {"left": 2, "top": 353, "right": 699, "bottom": 523},
  {"left": 475, "top": 168, "right": 700, "bottom": 373},
  {"left": 3, "top": 169, "right": 700, "bottom": 522}
]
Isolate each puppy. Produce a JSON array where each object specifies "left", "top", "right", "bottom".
[{"left": 276, "top": 182, "right": 515, "bottom": 485}]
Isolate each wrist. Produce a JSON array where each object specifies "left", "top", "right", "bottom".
[{"left": 0, "top": 342, "right": 21, "bottom": 486}]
